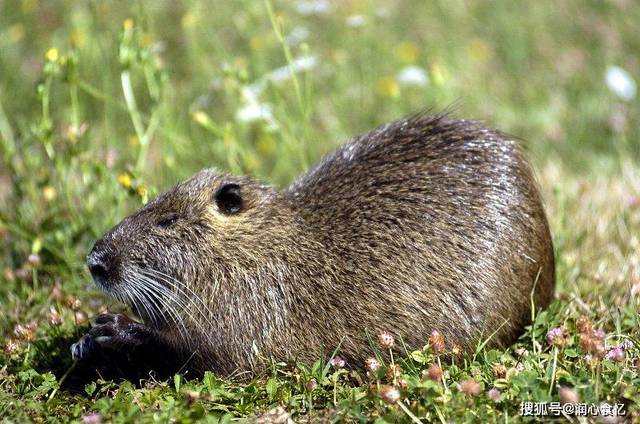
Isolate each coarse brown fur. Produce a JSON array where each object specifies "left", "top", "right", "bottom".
[{"left": 76, "top": 113, "right": 555, "bottom": 379}]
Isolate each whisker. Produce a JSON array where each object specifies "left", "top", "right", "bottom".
[
  {"left": 139, "top": 269, "right": 216, "bottom": 345},
  {"left": 142, "top": 269, "right": 217, "bottom": 328},
  {"left": 135, "top": 273, "right": 192, "bottom": 345}
]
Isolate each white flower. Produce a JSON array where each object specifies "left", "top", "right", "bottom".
[
  {"left": 605, "top": 66, "right": 636, "bottom": 101},
  {"left": 285, "top": 26, "right": 310, "bottom": 46},
  {"left": 346, "top": 15, "right": 366, "bottom": 28},
  {"left": 265, "top": 55, "right": 318, "bottom": 83},
  {"left": 396, "top": 66, "right": 429, "bottom": 87},
  {"left": 295, "top": 0, "right": 331, "bottom": 16},
  {"left": 236, "top": 103, "right": 273, "bottom": 123},
  {"left": 235, "top": 56, "right": 317, "bottom": 128},
  {"left": 235, "top": 87, "right": 277, "bottom": 128},
  {"left": 375, "top": 7, "right": 389, "bottom": 18}
]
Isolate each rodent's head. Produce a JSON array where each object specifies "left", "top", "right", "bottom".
[{"left": 87, "top": 169, "right": 283, "bottom": 330}]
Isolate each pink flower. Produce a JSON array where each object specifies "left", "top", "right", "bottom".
[
  {"left": 377, "top": 332, "right": 395, "bottom": 349},
  {"left": 620, "top": 340, "right": 634, "bottom": 350},
  {"left": 330, "top": 355, "right": 346, "bottom": 368},
  {"left": 82, "top": 413, "right": 102, "bottom": 424},
  {"left": 365, "top": 357, "right": 380, "bottom": 372},
  {"left": 487, "top": 388, "right": 501, "bottom": 401},
  {"left": 546, "top": 327, "right": 567, "bottom": 347},
  {"left": 606, "top": 347, "right": 625, "bottom": 362},
  {"left": 379, "top": 385, "right": 400, "bottom": 404}
]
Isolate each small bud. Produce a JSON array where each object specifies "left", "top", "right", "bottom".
[
  {"left": 579, "top": 333, "right": 605, "bottom": 357},
  {"left": 305, "top": 378, "right": 318, "bottom": 391},
  {"left": 3, "top": 268, "right": 15, "bottom": 282},
  {"left": 365, "top": 357, "right": 380, "bottom": 372},
  {"left": 450, "top": 343, "right": 462, "bottom": 356},
  {"left": 49, "top": 281, "right": 63, "bottom": 301},
  {"left": 620, "top": 340, "right": 634, "bottom": 350},
  {"left": 14, "top": 322, "right": 36, "bottom": 342},
  {"left": 14, "top": 268, "right": 30, "bottom": 281},
  {"left": 487, "top": 387, "right": 501, "bottom": 402},
  {"left": 559, "top": 386, "right": 579, "bottom": 404},
  {"left": 27, "top": 253, "right": 41, "bottom": 267},
  {"left": 48, "top": 307, "right": 63, "bottom": 326},
  {"left": 65, "top": 296, "right": 82, "bottom": 310},
  {"left": 458, "top": 379, "right": 481, "bottom": 396},
  {"left": 576, "top": 316, "right": 592, "bottom": 335},
  {"left": 379, "top": 385, "right": 400, "bottom": 404},
  {"left": 429, "top": 330, "right": 445, "bottom": 353},
  {"left": 426, "top": 363, "right": 443, "bottom": 381},
  {"left": 583, "top": 354, "right": 599, "bottom": 367},
  {"left": 4, "top": 338, "right": 20, "bottom": 354},
  {"left": 385, "top": 364, "right": 402, "bottom": 382},
  {"left": 74, "top": 311, "right": 88, "bottom": 324},
  {"left": 184, "top": 390, "right": 200, "bottom": 406},
  {"left": 377, "top": 331, "right": 395, "bottom": 349},
  {"left": 493, "top": 364, "right": 507, "bottom": 379}
]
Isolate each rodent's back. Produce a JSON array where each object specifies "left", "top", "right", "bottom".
[{"left": 285, "top": 114, "right": 554, "bottom": 357}]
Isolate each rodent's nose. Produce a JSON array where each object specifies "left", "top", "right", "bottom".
[{"left": 87, "top": 243, "right": 112, "bottom": 286}]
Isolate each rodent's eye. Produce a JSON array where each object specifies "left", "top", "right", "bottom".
[
  {"left": 157, "top": 215, "right": 178, "bottom": 229},
  {"left": 215, "top": 183, "right": 243, "bottom": 214}
]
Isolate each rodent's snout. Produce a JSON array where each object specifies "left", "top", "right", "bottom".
[{"left": 87, "top": 239, "right": 116, "bottom": 288}]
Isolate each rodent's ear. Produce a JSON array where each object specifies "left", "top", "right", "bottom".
[{"left": 215, "top": 183, "right": 243, "bottom": 214}]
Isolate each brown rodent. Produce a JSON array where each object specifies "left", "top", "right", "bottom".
[{"left": 72, "top": 113, "right": 555, "bottom": 379}]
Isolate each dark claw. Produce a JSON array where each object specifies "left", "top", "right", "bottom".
[{"left": 71, "top": 334, "right": 99, "bottom": 361}]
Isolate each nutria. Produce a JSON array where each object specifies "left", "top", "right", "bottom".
[{"left": 71, "top": 113, "right": 554, "bottom": 380}]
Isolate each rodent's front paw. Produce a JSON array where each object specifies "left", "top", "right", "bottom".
[
  {"left": 70, "top": 313, "right": 182, "bottom": 381},
  {"left": 70, "top": 313, "right": 152, "bottom": 361}
]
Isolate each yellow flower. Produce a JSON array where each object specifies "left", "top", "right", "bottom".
[
  {"left": 141, "top": 33, "right": 153, "bottom": 48},
  {"left": 43, "top": 186, "right": 56, "bottom": 202},
  {"left": 430, "top": 62, "right": 447, "bottom": 85},
  {"left": 136, "top": 185, "right": 147, "bottom": 197},
  {"left": 375, "top": 77, "right": 400, "bottom": 98},
  {"left": 45, "top": 48, "right": 59, "bottom": 62},
  {"left": 249, "top": 36, "right": 264, "bottom": 51},
  {"left": 466, "top": 38, "right": 492, "bottom": 63},
  {"left": 8, "top": 24, "right": 25, "bottom": 42},
  {"left": 128, "top": 135, "right": 139, "bottom": 146},
  {"left": 181, "top": 13, "right": 196, "bottom": 28},
  {"left": 117, "top": 173, "right": 133, "bottom": 188},
  {"left": 223, "top": 128, "right": 236, "bottom": 147},
  {"left": 243, "top": 153, "right": 259, "bottom": 172},
  {"left": 22, "top": 0, "right": 36, "bottom": 13},
  {"left": 70, "top": 29, "right": 87, "bottom": 48},
  {"left": 256, "top": 133, "right": 276, "bottom": 156},
  {"left": 396, "top": 41, "right": 419, "bottom": 64},
  {"left": 123, "top": 18, "right": 134, "bottom": 31},
  {"left": 192, "top": 110, "right": 210, "bottom": 126}
]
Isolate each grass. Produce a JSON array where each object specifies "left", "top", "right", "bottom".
[{"left": 0, "top": 0, "right": 639, "bottom": 422}]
